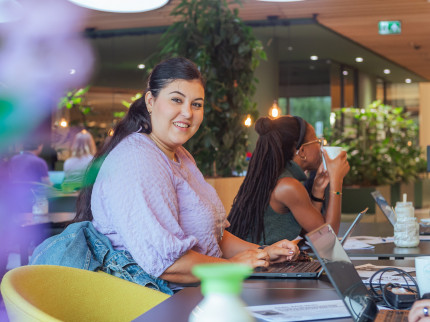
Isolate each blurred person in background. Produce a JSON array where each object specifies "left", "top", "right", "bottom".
[
  {"left": 62, "top": 130, "right": 96, "bottom": 191},
  {"left": 8, "top": 137, "right": 51, "bottom": 212}
]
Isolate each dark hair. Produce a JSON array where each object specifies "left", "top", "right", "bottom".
[
  {"left": 227, "top": 115, "right": 308, "bottom": 243},
  {"left": 73, "top": 57, "right": 205, "bottom": 222},
  {"left": 23, "top": 137, "right": 43, "bottom": 151}
]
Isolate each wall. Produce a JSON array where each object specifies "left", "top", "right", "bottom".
[
  {"left": 205, "top": 177, "right": 245, "bottom": 214},
  {"left": 419, "top": 83, "right": 430, "bottom": 150}
]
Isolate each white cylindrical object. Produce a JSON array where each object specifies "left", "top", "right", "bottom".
[
  {"left": 32, "top": 197, "right": 49, "bottom": 215},
  {"left": 394, "top": 196, "right": 419, "bottom": 247},
  {"left": 189, "top": 294, "right": 254, "bottom": 322},
  {"left": 415, "top": 256, "right": 430, "bottom": 297}
]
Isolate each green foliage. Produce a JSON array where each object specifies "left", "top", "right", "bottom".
[
  {"left": 58, "top": 86, "right": 92, "bottom": 125},
  {"left": 325, "top": 101, "right": 426, "bottom": 186},
  {"left": 152, "top": 0, "right": 265, "bottom": 176}
]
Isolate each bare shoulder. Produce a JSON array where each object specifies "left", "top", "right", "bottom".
[{"left": 272, "top": 177, "right": 309, "bottom": 204}]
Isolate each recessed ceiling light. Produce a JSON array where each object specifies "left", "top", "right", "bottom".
[
  {"left": 310, "top": 55, "right": 318, "bottom": 61},
  {"left": 138, "top": 64, "right": 145, "bottom": 69},
  {"left": 405, "top": 78, "right": 412, "bottom": 83},
  {"left": 342, "top": 70, "right": 349, "bottom": 76},
  {"left": 355, "top": 57, "right": 364, "bottom": 63},
  {"left": 383, "top": 69, "right": 391, "bottom": 74},
  {"left": 67, "top": 0, "right": 169, "bottom": 13}
]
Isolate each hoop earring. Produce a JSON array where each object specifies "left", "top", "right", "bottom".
[{"left": 148, "top": 111, "right": 152, "bottom": 116}]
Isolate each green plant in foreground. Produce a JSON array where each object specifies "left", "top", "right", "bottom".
[{"left": 326, "top": 101, "right": 426, "bottom": 186}]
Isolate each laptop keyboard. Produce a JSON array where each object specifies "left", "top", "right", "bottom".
[
  {"left": 265, "top": 261, "right": 321, "bottom": 273},
  {"left": 376, "top": 310, "right": 409, "bottom": 322}
]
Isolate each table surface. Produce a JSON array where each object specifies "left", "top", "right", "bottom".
[
  {"left": 338, "top": 222, "right": 430, "bottom": 258},
  {"left": 136, "top": 260, "right": 415, "bottom": 322},
  {"left": 16, "top": 212, "right": 75, "bottom": 227}
]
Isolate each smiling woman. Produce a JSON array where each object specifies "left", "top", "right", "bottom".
[
  {"left": 146, "top": 79, "right": 204, "bottom": 162},
  {"left": 30, "top": 57, "right": 299, "bottom": 295}
]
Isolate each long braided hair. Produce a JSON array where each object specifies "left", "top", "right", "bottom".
[
  {"left": 227, "top": 115, "right": 308, "bottom": 243},
  {"left": 73, "top": 57, "right": 204, "bottom": 222}
]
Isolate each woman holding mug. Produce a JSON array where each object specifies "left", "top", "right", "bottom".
[{"left": 228, "top": 115, "right": 350, "bottom": 245}]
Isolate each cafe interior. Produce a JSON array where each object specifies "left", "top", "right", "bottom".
[{"left": 1, "top": 0, "right": 430, "bottom": 321}]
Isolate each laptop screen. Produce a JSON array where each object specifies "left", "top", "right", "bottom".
[
  {"left": 371, "top": 190, "right": 396, "bottom": 226},
  {"left": 306, "top": 224, "right": 378, "bottom": 322}
]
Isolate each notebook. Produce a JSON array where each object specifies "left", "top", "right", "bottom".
[
  {"left": 251, "top": 208, "right": 368, "bottom": 279},
  {"left": 305, "top": 223, "right": 409, "bottom": 321},
  {"left": 371, "top": 190, "right": 396, "bottom": 226}
]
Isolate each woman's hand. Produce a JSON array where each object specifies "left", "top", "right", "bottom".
[
  {"left": 323, "top": 149, "right": 350, "bottom": 182},
  {"left": 312, "top": 162, "right": 329, "bottom": 197},
  {"left": 265, "top": 239, "right": 299, "bottom": 263},
  {"left": 228, "top": 248, "right": 271, "bottom": 269},
  {"left": 409, "top": 300, "right": 430, "bottom": 322}
]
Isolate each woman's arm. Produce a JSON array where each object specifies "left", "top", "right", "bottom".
[
  {"left": 272, "top": 151, "right": 349, "bottom": 234},
  {"left": 161, "top": 231, "right": 299, "bottom": 283}
]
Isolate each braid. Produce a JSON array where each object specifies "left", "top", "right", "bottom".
[{"left": 227, "top": 116, "right": 302, "bottom": 243}]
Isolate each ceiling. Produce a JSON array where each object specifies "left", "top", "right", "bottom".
[{"left": 68, "top": 0, "right": 430, "bottom": 82}]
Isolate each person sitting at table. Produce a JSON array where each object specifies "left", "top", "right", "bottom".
[
  {"left": 62, "top": 129, "right": 96, "bottom": 191},
  {"left": 8, "top": 137, "right": 52, "bottom": 212},
  {"left": 409, "top": 299, "right": 430, "bottom": 322},
  {"left": 30, "top": 57, "right": 299, "bottom": 295},
  {"left": 227, "top": 115, "right": 350, "bottom": 245}
]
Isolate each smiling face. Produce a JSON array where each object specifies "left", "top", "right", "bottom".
[{"left": 145, "top": 79, "right": 204, "bottom": 159}]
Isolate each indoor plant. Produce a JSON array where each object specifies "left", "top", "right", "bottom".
[
  {"left": 151, "top": 0, "right": 265, "bottom": 177},
  {"left": 326, "top": 101, "right": 426, "bottom": 212}
]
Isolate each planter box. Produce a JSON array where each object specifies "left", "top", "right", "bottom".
[
  {"left": 205, "top": 177, "right": 245, "bottom": 214},
  {"left": 342, "top": 185, "right": 391, "bottom": 222}
]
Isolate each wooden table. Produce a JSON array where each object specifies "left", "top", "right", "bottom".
[{"left": 135, "top": 260, "right": 414, "bottom": 322}]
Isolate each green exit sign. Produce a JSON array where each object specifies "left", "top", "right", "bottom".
[{"left": 378, "top": 21, "right": 401, "bottom": 35}]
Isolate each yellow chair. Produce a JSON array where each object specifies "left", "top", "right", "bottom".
[{"left": 0, "top": 265, "right": 170, "bottom": 321}]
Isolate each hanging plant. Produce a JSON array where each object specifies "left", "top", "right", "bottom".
[{"left": 150, "top": 0, "right": 265, "bottom": 177}]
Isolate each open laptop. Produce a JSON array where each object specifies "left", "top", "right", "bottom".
[
  {"left": 306, "top": 223, "right": 409, "bottom": 321},
  {"left": 371, "top": 190, "right": 396, "bottom": 226},
  {"left": 251, "top": 208, "right": 368, "bottom": 279}
]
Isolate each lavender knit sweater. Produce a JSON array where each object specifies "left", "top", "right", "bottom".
[{"left": 91, "top": 133, "right": 226, "bottom": 277}]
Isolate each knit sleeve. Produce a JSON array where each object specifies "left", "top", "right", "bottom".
[{"left": 93, "top": 139, "right": 198, "bottom": 277}]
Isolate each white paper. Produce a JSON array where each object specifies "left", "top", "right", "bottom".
[
  {"left": 355, "top": 264, "right": 415, "bottom": 285},
  {"left": 247, "top": 300, "right": 350, "bottom": 322},
  {"left": 342, "top": 239, "right": 375, "bottom": 250}
]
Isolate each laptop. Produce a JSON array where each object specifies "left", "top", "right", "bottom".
[
  {"left": 371, "top": 190, "right": 396, "bottom": 226},
  {"left": 305, "top": 223, "right": 409, "bottom": 321},
  {"left": 251, "top": 208, "right": 368, "bottom": 279}
]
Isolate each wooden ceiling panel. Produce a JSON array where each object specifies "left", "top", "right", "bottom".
[{"left": 64, "top": 0, "right": 430, "bottom": 80}]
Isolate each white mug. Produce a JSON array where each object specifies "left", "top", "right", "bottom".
[
  {"left": 321, "top": 146, "right": 344, "bottom": 170},
  {"left": 415, "top": 256, "right": 430, "bottom": 297}
]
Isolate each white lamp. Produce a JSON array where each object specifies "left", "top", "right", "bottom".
[{"left": 67, "top": 0, "right": 169, "bottom": 13}]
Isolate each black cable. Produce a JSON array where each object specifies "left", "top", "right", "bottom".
[{"left": 367, "top": 267, "right": 420, "bottom": 310}]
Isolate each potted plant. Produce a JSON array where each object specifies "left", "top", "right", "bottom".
[
  {"left": 149, "top": 0, "right": 265, "bottom": 177},
  {"left": 325, "top": 101, "right": 426, "bottom": 214}
]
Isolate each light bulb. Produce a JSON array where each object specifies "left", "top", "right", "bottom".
[{"left": 244, "top": 115, "right": 252, "bottom": 127}]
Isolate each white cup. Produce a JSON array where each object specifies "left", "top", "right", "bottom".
[
  {"left": 415, "top": 256, "right": 430, "bottom": 296},
  {"left": 321, "top": 146, "right": 344, "bottom": 170}
]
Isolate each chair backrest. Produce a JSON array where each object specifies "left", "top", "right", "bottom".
[{"left": 0, "top": 265, "right": 170, "bottom": 322}]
